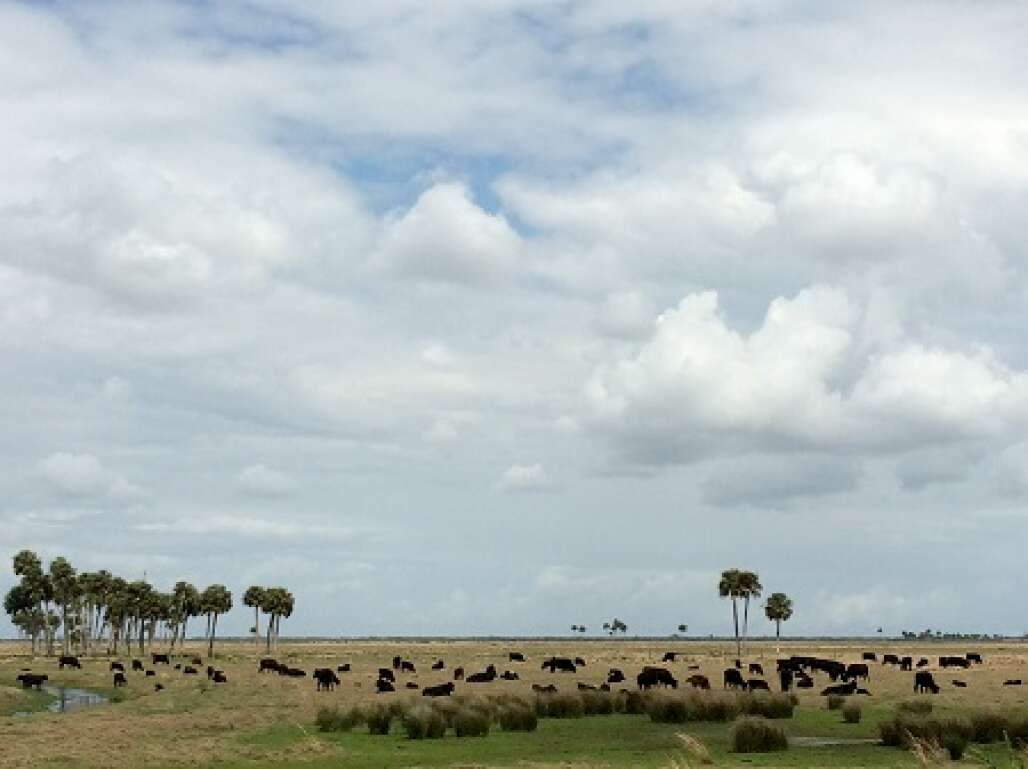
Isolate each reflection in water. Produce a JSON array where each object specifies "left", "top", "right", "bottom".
[{"left": 43, "top": 685, "right": 109, "bottom": 713}]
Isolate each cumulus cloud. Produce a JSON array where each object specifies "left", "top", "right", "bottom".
[
  {"left": 497, "top": 463, "right": 556, "bottom": 493},
  {"left": 700, "top": 454, "right": 861, "bottom": 508},
  {"left": 376, "top": 183, "right": 522, "bottom": 285},
  {"left": 36, "top": 452, "right": 144, "bottom": 501}
]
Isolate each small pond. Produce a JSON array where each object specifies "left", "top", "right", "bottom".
[{"left": 12, "top": 685, "right": 109, "bottom": 716}]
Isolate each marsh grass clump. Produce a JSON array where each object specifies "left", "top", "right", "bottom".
[
  {"left": 842, "top": 702, "right": 862, "bottom": 724},
  {"left": 826, "top": 694, "right": 846, "bottom": 711},
  {"left": 536, "top": 692, "right": 585, "bottom": 719},
  {"left": 647, "top": 692, "right": 741, "bottom": 724},
  {"left": 364, "top": 703, "right": 393, "bottom": 735},
  {"left": 621, "top": 690, "right": 647, "bottom": 715},
  {"left": 498, "top": 703, "right": 538, "bottom": 732},
  {"left": 739, "top": 692, "right": 795, "bottom": 719},
  {"left": 453, "top": 706, "right": 491, "bottom": 737},
  {"left": 402, "top": 705, "right": 447, "bottom": 739},
  {"left": 669, "top": 733, "right": 714, "bottom": 767},
  {"left": 970, "top": 711, "right": 1010, "bottom": 744},
  {"left": 879, "top": 713, "right": 973, "bottom": 753},
  {"left": 580, "top": 689, "right": 615, "bottom": 715},
  {"left": 315, "top": 705, "right": 362, "bottom": 733},
  {"left": 730, "top": 717, "right": 788, "bottom": 753},
  {"left": 897, "top": 700, "right": 934, "bottom": 716}
]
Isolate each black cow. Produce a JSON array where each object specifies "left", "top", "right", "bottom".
[
  {"left": 532, "top": 683, "right": 557, "bottom": 694},
  {"left": 183, "top": 666, "right": 198, "bottom": 675},
  {"left": 432, "top": 660, "right": 445, "bottom": 670},
  {"left": 145, "top": 670, "right": 156, "bottom": 677},
  {"left": 687, "top": 674, "right": 710, "bottom": 690},
  {"left": 423, "top": 682, "right": 455, "bottom": 697},
  {"left": 940, "top": 656, "right": 970, "bottom": 669},
  {"left": 110, "top": 661, "right": 124, "bottom": 672},
  {"left": 882, "top": 654, "right": 900, "bottom": 666},
  {"left": 17, "top": 673, "right": 47, "bottom": 689},
  {"left": 952, "top": 680, "right": 967, "bottom": 688},
  {"left": 600, "top": 683, "right": 611, "bottom": 691},
  {"left": 577, "top": 682, "right": 597, "bottom": 691},
  {"left": 58, "top": 655, "right": 81, "bottom": 669},
  {"left": 916, "top": 658, "right": 929, "bottom": 668},
  {"left": 453, "top": 667, "right": 464, "bottom": 680},
  {"left": 377, "top": 668, "right": 395, "bottom": 682},
  {"left": 152, "top": 653, "right": 170, "bottom": 665},
  {"left": 734, "top": 658, "right": 743, "bottom": 669},
  {"left": 967, "top": 653, "right": 983, "bottom": 665},
  {"left": 900, "top": 657, "right": 913, "bottom": 671},
  {"left": 779, "top": 668, "right": 793, "bottom": 692},
  {"left": 375, "top": 678, "right": 395, "bottom": 693},
  {"left": 314, "top": 668, "right": 340, "bottom": 691},
  {"left": 863, "top": 652, "right": 877, "bottom": 661},
  {"left": 113, "top": 672, "right": 127, "bottom": 687},
  {"left": 466, "top": 665, "right": 497, "bottom": 683},
  {"left": 607, "top": 668, "right": 625, "bottom": 683},
  {"left": 132, "top": 659, "right": 144, "bottom": 672},
  {"left": 500, "top": 670, "right": 519, "bottom": 680},
  {"left": 1004, "top": 679, "right": 1023, "bottom": 686},
  {"left": 688, "top": 664, "right": 700, "bottom": 670},
  {"left": 401, "top": 661, "right": 416, "bottom": 673},
  {"left": 212, "top": 670, "right": 227, "bottom": 684},
  {"left": 259, "top": 658, "right": 281, "bottom": 673},
  {"left": 542, "top": 657, "right": 577, "bottom": 673},
  {"left": 191, "top": 657, "right": 203, "bottom": 666},
  {"left": 392, "top": 655, "right": 402, "bottom": 670},
  {"left": 206, "top": 666, "right": 215, "bottom": 679},
  {"left": 914, "top": 671, "right": 940, "bottom": 694},
  {"left": 662, "top": 652, "right": 678, "bottom": 662},
  {"left": 405, "top": 682, "right": 419, "bottom": 689},
  {"left": 846, "top": 663, "right": 870, "bottom": 681},
  {"left": 281, "top": 667, "right": 306, "bottom": 678},
  {"left": 749, "top": 663, "right": 764, "bottom": 676},
  {"left": 723, "top": 668, "right": 746, "bottom": 690},
  {"left": 154, "top": 683, "right": 164, "bottom": 691},
  {"left": 822, "top": 681, "right": 857, "bottom": 696},
  {"left": 338, "top": 663, "right": 351, "bottom": 673},
  {"left": 574, "top": 657, "right": 586, "bottom": 667},
  {"left": 509, "top": 652, "right": 526, "bottom": 662},
  {"left": 637, "top": 666, "right": 677, "bottom": 690},
  {"left": 748, "top": 679, "right": 770, "bottom": 691},
  {"left": 795, "top": 674, "right": 814, "bottom": 689}
]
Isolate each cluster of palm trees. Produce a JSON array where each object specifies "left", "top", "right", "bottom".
[
  {"left": 3, "top": 549, "right": 250, "bottom": 659},
  {"left": 242, "top": 585, "right": 295, "bottom": 653},
  {"left": 719, "top": 568, "right": 794, "bottom": 654}
]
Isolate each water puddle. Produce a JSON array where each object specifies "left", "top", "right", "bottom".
[
  {"left": 791, "top": 737, "right": 880, "bottom": 748},
  {"left": 12, "top": 685, "right": 109, "bottom": 716}
]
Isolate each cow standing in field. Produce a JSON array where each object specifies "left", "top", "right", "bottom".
[
  {"left": 113, "top": 672, "right": 127, "bottom": 687},
  {"left": 259, "top": 658, "right": 281, "bottom": 673},
  {"left": 748, "top": 679, "right": 770, "bottom": 691},
  {"left": 509, "top": 652, "right": 525, "bottom": 662},
  {"left": 423, "top": 682, "right": 455, "bottom": 697},
  {"left": 58, "top": 655, "right": 81, "bottom": 669},
  {"left": 378, "top": 668, "right": 395, "bottom": 682},
  {"left": 17, "top": 673, "right": 47, "bottom": 689},
  {"left": 110, "top": 662, "right": 124, "bottom": 672},
  {"left": 749, "top": 663, "right": 764, "bottom": 676},
  {"left": 914, "top": 671, "right": 940, "bottom": 694},
  {"left": 542, "top": 657, "right": 577, "bottom": 673},
  {"left": 314, "top": 668, "right": 340, "bottom": 691},
  {"left": 723, "top": 668, "right": 746, "bottom": 690},
  {"left": 432, "top": 660, "right": 445, "bottom": 670},
  {"left": 822, "top": 681, "right": 857, "bottom": 696},
  {"left": 607, "top": 668, "right": 625, "bottom": 683},
  {"left": 375, "top": 678, "right": 395, "bottom": 693},
  {"left": 863, "top": 652, "right": 877, "bottom": 662},
  {"left": 687, "top": 674, "right": 710, "bottom": 690},
  {"left": 662, "top": 652, "right": 678, "bottom": 662},
  {"left": 453, "top": 667, "right": 464, "bottom": 680},
  {"left": 779, "top": 667, "right": 793, "bottom": 692},
  {"left": 132, "top": 660, "right": 144, "bottom": 672},
  {"left": 466, "top": 665, "right": 497, "bottom": 683},
  {"left": 637, "top": 667, "right": 677, "bottom": 690},
  {"left": 152, "top": 653, "right": 170, "bottom": 665},
  {"left": 900, "top": 657, "right": 913, "bottom": 671},
  {"left": 337, "top": 663, "right": 351, "bottom": 673},
  {"left": 967, "top": 653, "right": 983, "bottom": 665},
  {"left": 845, "top": 663, "right": 870, "bottom": 681}
]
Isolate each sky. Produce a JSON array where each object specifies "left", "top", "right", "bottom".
[{"left": 2, "top": 0, "right": 1028, "bottom": 639}]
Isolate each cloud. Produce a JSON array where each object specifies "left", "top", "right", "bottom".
[
  {"left": 376, "top": 183, "right": 522, "bottom": 285},
  {"left": 497, "top": 463, "right": 556, "bottom": 493},
  {"left": 36, "top": 452, "right": 144, "bottom": 501},
  {"left": 237, "top": 464, "right": 295, "bottom": 497},
  {"left": 586, "top": 286, "right": 1028, "bottom": 465},
  {"left": 700, "top": 454, "right": 861, "bottom": 508}
]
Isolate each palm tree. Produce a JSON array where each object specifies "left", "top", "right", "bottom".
[
  {"left": 49, "top": 557, "right": 79, "bottom": 655},
  {"left": 200, "top": 584, "right": 233, "bottom": 659},
  {"left": 739, "top": 571, "right": 762, "bottom": 655},
  {"left": 677, "top": 624, "right": 688, "bottom": 635},
  {"left": 764, "top": 592, "right": 793, "bottom": 651},
  {"left": 243, "top": 586, "right": 265, "bottom": 649}
]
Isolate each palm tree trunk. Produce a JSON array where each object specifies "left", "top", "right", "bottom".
[
  {"left": 265, "top": 614, "right": 274, "bottom": 653},
  {"left": 254, "top": 607, "right": 260, "bottom": 649},
  {"left": 742, "top": 596, "right": 750, "bottom": 657},
  {"left": 208, "top": 614, "right": 216, "bottom": 659},
  {"left": 732, "top": 598, "right": 740, "bottom": 658}
]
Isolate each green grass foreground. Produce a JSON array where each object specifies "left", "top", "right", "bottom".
[{"left": 194, "top": 707, "right": 994, "bottom": 769}]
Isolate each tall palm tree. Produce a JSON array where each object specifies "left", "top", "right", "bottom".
[
  {"left": 48, "top": 557, "right": 78, "bottom": 655},
  {"left": 764, "top": 592, "right": 793, "bottom": 650},
  {"left": 200, "top": 584, "right": 233, "bottom": 659},
  {"left": 739, "top": 571, "right": 762, "bottom": 656},
  {"left": 243, "top": 586, "right": 265, "bottom": 649},
  {"left": 718, "top": 569, "right": 745, "bottom": 658}
]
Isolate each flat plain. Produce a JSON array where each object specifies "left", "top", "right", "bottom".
[{"left": 2, "top": 639, "right": 1027, "bottom": 769}]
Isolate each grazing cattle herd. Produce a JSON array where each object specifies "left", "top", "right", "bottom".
[{"left": 11, "top": 644, "right": 1024, "bottom": 713}]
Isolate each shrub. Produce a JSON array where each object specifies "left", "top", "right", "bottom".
[
  {"left": 943, "top": 730, "right": 969, "bottom": 760},
  {"left": 621, "top": 690, "right": 647, "bottom": 715},
  {"left": 739, "top": 693, "right": 795, "bottom": 719},
  {"left": 897, "top": 700, "right": 933, "bottom": 715},
  {"left": 580, "top": 689, "right": 615, "bottom": 715},
  {"left": 827, "top": 694, "right": 846, "bottom": 711},
  {"left": 498, "top": 704, "right": 538, "bottom": 732},
  {"left": 536, "top": 692, "right": 585, "bottom": 719},
  {"left": 1007, "top": 716, "right": 1028, "bottom": 748},
  {"left": 879, "top": 714, "right": 973, "bottom": 751},
  {"left": 364, "top": 703, "right": 393, "bottom": 735},
  {"left": 647, "top": 693, "right": 742, "bottom": 724},
  {"left": 730, "top": 717, "right": 789, "bottom": 753},
  {"left": 970, "top": 711, "right": 1010, "bottom": 744},
  {"left": 842, "top": 702, "right": 862, "bottom": 724},
  {"left": 402, "top": 705, "right": 447, "bottom": 740},
  {"left": 453, "top": 706, "right": 491, "bottom": 737},
  {"left": 315, "top": 705, "right": 362, "bottom": 732}
]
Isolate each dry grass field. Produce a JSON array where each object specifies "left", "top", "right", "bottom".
[{"left": 1, "top": 639, "right": 1027, "bottom": 769}]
